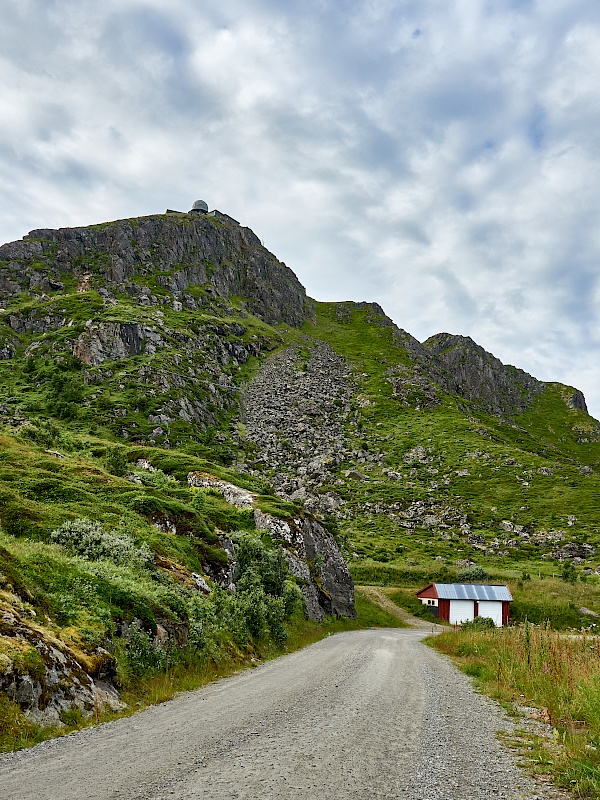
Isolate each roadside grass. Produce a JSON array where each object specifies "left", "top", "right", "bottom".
[
  {"left": 0, "top": 588, "right": 398, "bottom": 753},
  {"left": 122, "top": 591, "right": 405, "bottom": 710},
  {"left": 510, "top": 576, "right": 600, "bottom": 631},
  {"left": 429, "top": 625, "right": 600, "bottom": 797},
  {"left": 352, "top": 587, "right": 408, "bottom": 628}
]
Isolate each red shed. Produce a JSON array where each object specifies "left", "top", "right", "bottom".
[{"left": 416, "top": 583, "right": 512, "bottom": 626}]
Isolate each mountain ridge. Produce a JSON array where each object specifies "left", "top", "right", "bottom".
[{"left": 0, "top": 211, "right": 599, "bottom": 736}]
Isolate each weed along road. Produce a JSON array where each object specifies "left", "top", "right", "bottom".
[{"left": 0, "top": 629, "right": 561, "bottom": 800}]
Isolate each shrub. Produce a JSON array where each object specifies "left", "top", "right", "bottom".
[
  {"left": 104, "top": 447, "right": 128, "bottom": 477},
  {"left": 282, "top": 579, "right": 304, "bottom": 617},
  {"left": 19, "top": 419, "right": 60, "bottom": 448},
  {"left": 50, "top": 517, "right": 153, "bottom": 570},
  {"left": 456, "top": 565, "right": 489, "bottom": 582},
  {"left": 461, "top": 616, "right": 496, "bottom": 630},
  {"left": 234, "top": 533, "right": 288, "bottom": 597},
  {"left": 561, "top": 562, "right": 577, "bottom": 584},
  {"left": 133, "top": 469, "right": 178, "bottom": 489},
  {"left": 125, "top": 621, "right": 169, "bottom": 677}
]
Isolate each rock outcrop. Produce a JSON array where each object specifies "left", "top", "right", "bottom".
[
  {"left": 0, "top": 607, "right": 123, "bottom": 727},
  {"left": 565, "top": 389, "right": 588, "bottom": 413},
  {"left": 186, "top": 472, "right": 356, "bottom": 620},
  {"left": 422, "top": 333, "right": 544, "bottom": 416},
  {"left": 253, "top": 510, "right": 356, "bottom": 621},
  {"left": 0, "top": 213, "right": 312, "bottom": 327},
  {"left": 337, "top": 302, "right": 547, "bottom": 417}
]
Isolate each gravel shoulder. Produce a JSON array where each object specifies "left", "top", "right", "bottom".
[{"left": 0, "top": 629, "right": 566, "bottom": 800}]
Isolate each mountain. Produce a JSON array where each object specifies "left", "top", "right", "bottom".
[{"left": 0, "top": 209, "right": 599, "bottom": 732}]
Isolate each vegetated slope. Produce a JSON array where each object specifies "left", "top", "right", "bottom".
[
  {"left": 0, "top": 210, "right": 599, "bottom": 740},
  {"left": 241, "top": 300, "right": 600, "bottom": 583},
  {"left": 0, "top": 213, "right": 354, "bottom": 741}
]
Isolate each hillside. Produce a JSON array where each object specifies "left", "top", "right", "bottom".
[{"left": 0, "top": 209, "right": 599, "bottom": 739}]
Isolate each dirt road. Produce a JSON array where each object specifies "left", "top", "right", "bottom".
[{"left": 0, "top": 629, "right": 559, "bottom": 799}]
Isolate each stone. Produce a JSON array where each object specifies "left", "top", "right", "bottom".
[
  {"left": 0, "top": 610, "right": 123, "bottom": 727},
  {"left": 0, "top": 213, "right": 311, "bottom": 326},
  {"left": 253, "top": 510, "right": 356, "bottom": 620},
  {"left": 422, "top": 333, "right": 545, "bottom": 416},
  {"left": 344, "top": 468, "right": 367, "bottom": 481},
  {"left": 187, "top": 472, "right": 255, "bottom": 509}
]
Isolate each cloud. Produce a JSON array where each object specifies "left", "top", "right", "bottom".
[{"left": 1, "top": 0, "right": 600, "bottom": 415}]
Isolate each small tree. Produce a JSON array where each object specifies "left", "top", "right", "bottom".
[{"left": 104, "top": 446, "right": 128, "bottom": 477}]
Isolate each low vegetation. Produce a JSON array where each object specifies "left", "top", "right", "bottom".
[
  {"left": 387, "top": 588, "right": 441, "bottom": 623},
  {"left": 430, "top": 625, "right": 600, "bottom": 798},
  {"left": 0, "top": 582, "right": 402, "bottom": 754}
]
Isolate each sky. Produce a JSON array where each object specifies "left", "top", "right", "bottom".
[{"left": 2, "top": 0, "right": 600, "bottom": 418}]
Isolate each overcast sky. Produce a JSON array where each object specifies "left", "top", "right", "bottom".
[{"left": 2, "top": 0, "right": 600, "bottom": 418}]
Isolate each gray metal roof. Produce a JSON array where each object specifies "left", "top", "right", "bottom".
[{"left": 434, "top": 583, "right": 513, "bottom": 601}]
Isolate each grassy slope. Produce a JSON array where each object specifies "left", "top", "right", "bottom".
[{"left": 303, "top": 301, "right": 600, "bottom": 577}]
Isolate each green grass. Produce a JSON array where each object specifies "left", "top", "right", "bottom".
[
  {"left": 303, "top": 301, "right": 600, "bottom": 574},
  {"left": 388, "top": 588, "right": 440, "bottom": 623},
  {"left": 353, "top": 588, "right": 408, "bottom": 627},
  {"left": 429, "top": 625, "right": 600, "bottom": 797}
]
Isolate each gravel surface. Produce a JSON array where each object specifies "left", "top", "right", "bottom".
[{"left": 0, "top": 629, "right": 565, "bottom": 799}]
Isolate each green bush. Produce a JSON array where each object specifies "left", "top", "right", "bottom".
[
  {"left": 104, "top": 447, "right": 129, "bottom": 477},
  {"left": 456, "top": 565, "right": 489, "bottom": 582},
  {"left": 282, "top": 579, "right": 304, "bottom": 617},
  {"left": 19, "top": 419, "right": 60, "bottom": 449},
  {"left": 50, "top": 517, "right": 152, "bottom": 569},
  {"left": 125, "top": 621, "right": 169, "bottom": 677},
  {"left": 235, "top": 534, "right": 288, "bottom": 596},
  {"left": 461, "top": 616, "right": 496, "bottom": 630}
]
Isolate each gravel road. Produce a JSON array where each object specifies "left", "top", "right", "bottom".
[{"left": 0, "top": 629, "right": 564, "bottom": 800}]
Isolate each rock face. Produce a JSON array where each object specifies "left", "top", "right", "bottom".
[
  {"left": 253, "top": 511, "right": 356, "bottom": 621},
  {"left": 0, "top": 213, "right": 311, "bottom": 327},
  {"left": 74, "top": 322, "right": 160, "bottom": 366},
  {"left": 186, "top": 472, "right": 356, "bottom": 620},
  {"left": 565, "top": 389, "right": 588, "bottom": 413},
  {"left": 422, "top": 333, "right": 544, "bottom": 416},
  {"left": 0, "top": 608, "right": 123, "bottom": 727}
]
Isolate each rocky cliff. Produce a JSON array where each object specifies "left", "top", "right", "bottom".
[
  {"left": 422, "top": 332, "right": 544, "bottom": 416},
  {"left": 0, "top": 213, "right": 311, "bottom": 326}
]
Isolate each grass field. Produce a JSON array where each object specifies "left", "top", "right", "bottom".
[{"left": 430, "top": 625, "right": 600, "bottom": 797}]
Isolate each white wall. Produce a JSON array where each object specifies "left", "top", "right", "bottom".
[
  {"left": 477, "top": 601, "right": 503, "bottom": 627},
  {"left": 449, "top": 599, "right": 474, "bottom": 624}
]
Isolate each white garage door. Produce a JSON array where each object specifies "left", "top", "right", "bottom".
[
  {"left": 478, "top": 601, "right": 503, "bottom": 627},
  {"left": 449, "top": 600, "right": 474, "bottom": 625}
]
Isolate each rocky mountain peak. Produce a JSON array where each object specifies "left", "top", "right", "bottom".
[
  {"left": 0, "top": 213, "right": 312, "bottom": 327},
  {"left": 422, "top": 332, "right": 545, "bottom": 416}
]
